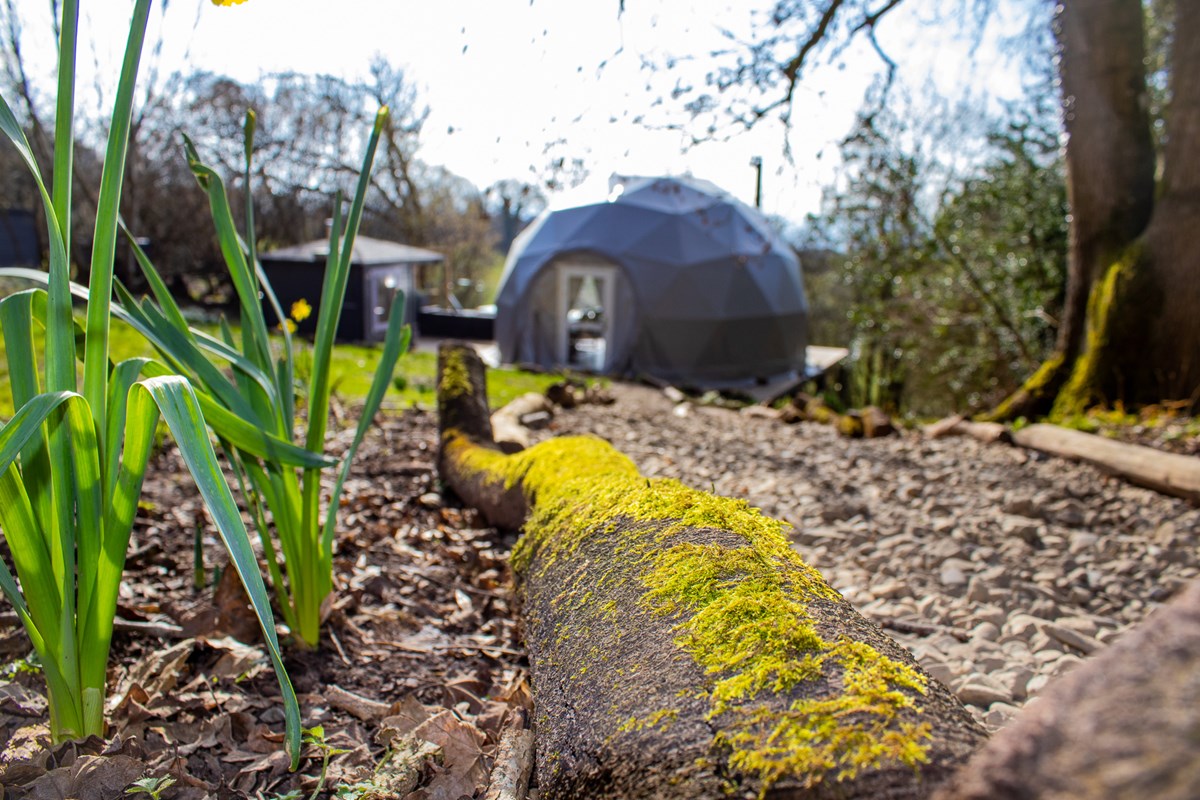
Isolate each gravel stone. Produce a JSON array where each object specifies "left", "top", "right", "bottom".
[
  {"left": 957, "top": 679, "right": 1012, "bottom": 708},
  {"left": 971, "top": 622, "right": 1002, "bottom": 642},
  {"left": 940, "top": 565, "right": 968, "bottom": 589},
  {"left": 1001, "top": 515, "right": 1042, "bottom": 545},
  {"left": 966, "top": 577, "right": 991, "bottom": 603},
  {"left": 983, "top": 702, "right": 1019, "bottom": 730},
  {"left": 1042, "top": 622, "right": 1102, "bottom": 655}
]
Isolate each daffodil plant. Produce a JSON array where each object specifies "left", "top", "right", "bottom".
[
  {"left": 116, "top": 107, "right": 409, "bottom": 650},
  {"left": 0, "top": 0, "right": 300, "bottom": 761}
]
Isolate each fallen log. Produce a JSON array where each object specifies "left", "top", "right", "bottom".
[
  {"left": 922, "top": 417, "right": 1012, "bottom": 444},
  {"left": 933, "top": 578, "right": 1200, "bottom": 800},
  {"left": 1011, "top": 423, "right": 1200, "bottom": 503},
  {"left": 436, "top": 343, "right": 985, "bottom": 799}
]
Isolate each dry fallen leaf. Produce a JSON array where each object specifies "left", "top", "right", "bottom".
[
  {"left": 212, "top": 564, "right": 263, "bottom": 643},
  {"left": 410, "top": 710, "right": 488, "bottom": 785},
  {"left": 20, "top": 754, "right": 145, "bottom": 800},
  {"left": 0, "top": 681, "right": 48, "bottom": 718},
  {"left": 379, "top": 696, "right": 434, "bottom": 743},
  {"left": 110, "top": 638, "right": 194, "bottom": 710},
  {"left": 200, "top": 635, "right": 270, "bottom": 682},
  {"left": 0, "top": 723, "right": 52, "bottom": 786}
]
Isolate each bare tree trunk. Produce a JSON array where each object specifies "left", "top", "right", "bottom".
[
  {"left": 990, "top": 0, "right": 1200, "bottom": 418},
  {"left": 436, "top": 343, "right": 985, "bottom": 799},
  {"left": 1140, "top": 1, "right": 1200, "bottom": 402},
  {"left": 1055, "top": 0, "right": 1156, "bottom": 345},
  {"left": 987, "top": 0, "right": 1154, "bottom": 419}
]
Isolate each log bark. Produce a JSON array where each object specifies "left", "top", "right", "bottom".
[
  {"left": 435, "top": 343, "right": 985, "bottom": 799},
  {"left": 484, "top": 726, "right": 535, "bottom": 800},
  {"left": 932, "top": 578, "right": 1200, "bottom": 800},
  {"left": 1011, "top": 424, "right": 1200, "bottom": 503}
]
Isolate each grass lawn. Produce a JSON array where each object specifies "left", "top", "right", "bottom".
[{"left": 0, "top": 316, "right": 562, "bottom": 419}]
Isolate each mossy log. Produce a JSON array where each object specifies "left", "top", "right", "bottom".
[
  {"left": 933, "top": 578, "right": 1200, "bottom": 800},
  {"left": 435, "top": 343, "right": 986, "bottom": 799}
]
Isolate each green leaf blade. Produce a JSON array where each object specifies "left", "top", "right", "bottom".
[{"left": 132, "top": 377, "right": 301, "bottom": 767}]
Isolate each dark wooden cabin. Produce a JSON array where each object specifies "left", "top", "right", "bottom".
[
  {"left": 260, "top": 236, "right": 442, "bottom": 342},
  {"left": 0, "top": 209, "right": 39, "bottom": 267}
]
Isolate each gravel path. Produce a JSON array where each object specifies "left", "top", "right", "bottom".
[{"left": 529, "top": 383, "right": 1200, "bottom": 731}]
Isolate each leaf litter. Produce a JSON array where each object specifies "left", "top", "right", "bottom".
[{"left": 0, "top": 407, "right": 530, "bottom": 799}]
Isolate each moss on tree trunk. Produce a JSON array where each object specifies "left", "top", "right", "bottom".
[{"left": 1050, "top": 242, "right": 1144, "bottom": 417}]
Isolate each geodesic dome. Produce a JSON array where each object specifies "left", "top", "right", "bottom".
[{"left": 494, "top": 175, "right": 808, "bottom": 386}]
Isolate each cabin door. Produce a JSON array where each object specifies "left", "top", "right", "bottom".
[{"left": 556, "top": 262, "right": 617, "bottom": 371}]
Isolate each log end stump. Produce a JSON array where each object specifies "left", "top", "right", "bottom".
[{"left": 436, "top": 343, "right": 986, "bottom": 799}]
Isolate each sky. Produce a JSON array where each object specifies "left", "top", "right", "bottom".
[{"left": 8, "top": 0, "right": 1029, "bottom": 224}]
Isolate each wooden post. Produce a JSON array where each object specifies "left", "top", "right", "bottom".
[{"left": 436, "top": 343, "right": 985, "bottom": 799}]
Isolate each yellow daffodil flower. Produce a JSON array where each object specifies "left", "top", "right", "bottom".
[
  {"left": 290, "top": 298, "right": 312, "bottom": 323},
  {"left": 211, "top": 0, "right": 249, "bottom": 6}
]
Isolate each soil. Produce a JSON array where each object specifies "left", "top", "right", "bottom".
[{"left": 0, "top": 407, "right": 529, "bottom": 800}]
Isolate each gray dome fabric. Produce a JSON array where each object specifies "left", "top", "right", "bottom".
[{"left": 495, "top": 176, "right": 808, "bottom": 386}]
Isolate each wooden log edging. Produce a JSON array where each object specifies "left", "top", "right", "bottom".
[
  {"left": 436, "top": 343, "right": 985, "bottom": 799},
  {"left": 1012, "top": 423, "right": 1200, "bottom": 503}
]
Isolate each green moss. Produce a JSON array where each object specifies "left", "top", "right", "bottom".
[
  {"left": 618, "top": 708, "right": 680, "bottom": 733},
  {"left": 1052, "top": 244, "right": 1139, "bottom": 420},
  {"left": 445, "top": 432, "right": 788, "bottom": 573},
  {"left": 836, "top": 414, "right": 864, "bottom": 438},
  {"left": 444, "top": 430, "right": 932, "bottom": 793},
  {"left": 812, "top": 407, "right": 837, "bottom": 425},
  {"left": 978, "top": 351, "right": 1065, "bottom": 423},
  {"left": 438, "top": 349, "right": 474, "bottom": 399},
  {"left": 641, "top": 543, "right": 929, "bottom": 789}
]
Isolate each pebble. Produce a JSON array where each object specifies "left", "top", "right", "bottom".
[
  {"left": 973, "top": 604, "right": 1007, "bottom": 627},
  {"left": 957, "top": 679, "right": 1012, "bottom": 708},
  {"left": 996, "top": 667, "right": 1033, "bottom": 701},
  {"left": 1042, "top": 622, "right": 1102, "bottom": 654},
  {"left": 1026, "top": 673, "right": 1051, "bottom": 695},
  {"left": 984, "top": 702, "right": 1020, "bottom": 729},
  {"left": 1033, "top": 648, "right": 1066, "bottom": 665},
  {"left": 940, "top": 565, "right": 967, "bottom": 589},
  {"left": 1001, "top": 515, "right": 1042, "bottom": 545},
  {"left": 1068, "top": 531, "right": 1099, "bottom": 555},
  {"left": 971, "top": 622, "right": 1001, "bottom": 642},
  {"left": 1052, "top": 654, "right": 1084, "bottom": 675},
  {"left": 966, "top": 577, "right": 991, "bottom": 603},
  {"left": 1004, "top": 613, "right": 1045, "bottom": 640},
  {"left": 533, "top": 383, "right": 1197, "bottom": 733},
  {"left": 871, "top": 579, "right": 909, "bottom": 600},
  {"left": 922, "top": 660, "right": 956, "bottom": 685},
  {"left": 417, "top": 492, "right": 443, "bottom": 508}
]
